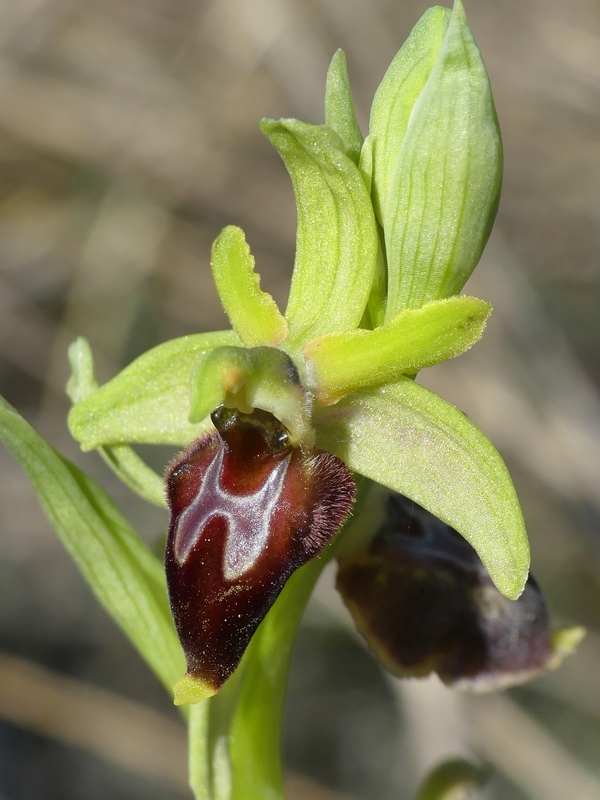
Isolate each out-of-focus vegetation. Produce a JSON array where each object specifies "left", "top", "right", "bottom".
[{"left": 0, "top": 1, "right": 599, "bottom": 798}]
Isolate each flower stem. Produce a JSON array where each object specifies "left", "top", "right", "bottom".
[{"left": 228, "top": 556, "right": 325, "bottom": 800}]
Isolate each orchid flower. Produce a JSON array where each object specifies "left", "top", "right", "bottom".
[{"left": 0, "top": 3, "right": 582, "bottom": 799}]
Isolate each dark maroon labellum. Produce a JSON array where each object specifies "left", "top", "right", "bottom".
[
  {"left": 337, "top": 494, "right": 558, "bottom": 691},
  {"left": 166, "top": 406, "right": 355, "bottom": 702}
]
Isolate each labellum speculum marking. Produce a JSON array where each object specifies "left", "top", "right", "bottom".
[
  {"left": 166, "top": 405, "right": 355, "bottom": 704},
  {"left": 337, "top": 494, "right": 571, "bottom": 691}
]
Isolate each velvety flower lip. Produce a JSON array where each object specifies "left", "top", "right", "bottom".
[
  {"left": 165, "top": 406, "right": 355, "bottom": 704},
  {"left": 337, "top": 493, "right": 582, "bottom": 691}
]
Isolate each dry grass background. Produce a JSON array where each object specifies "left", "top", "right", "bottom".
[{"left": 0, "top": 0, "right": 599, "bottom": 798}]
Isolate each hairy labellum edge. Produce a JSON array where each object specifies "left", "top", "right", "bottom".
[{"left": 165, "top": 407, "right": 355, "bottom": 704}]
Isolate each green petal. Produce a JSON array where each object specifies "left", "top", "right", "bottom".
[
  {"left": 68, "top": 331, "right": 237, "bottom": 449},
  {"left": 0, "top": 395, "right": 184, "bottom": 691},
  {"left": 313, "top": 379, "right": 530, "bottom": 599},
  {"left": 325, "top": 49, "right": 363, "bottom": 165},
  {"left": 384, "top": 0, "right": 502, "bottom": 317},
  {"left": 260, "top": 118, "right": 378, "bottom": 349},
  {"left": 211, "top": 226, "right": 288, "bottom": 347},
  {"left": 369, "top": 6, "right": 451, "bottom": 225},
  {"left": 304, "top": 295, "right": 491, "bottom": 405}
]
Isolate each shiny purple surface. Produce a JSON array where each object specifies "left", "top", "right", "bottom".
[{"left": 166, "top": 408, "right": 355, "bottom": 692}]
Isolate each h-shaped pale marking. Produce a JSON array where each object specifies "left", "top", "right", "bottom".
[{"left": 174, "top": 446, "right": 291, "bottom": 580}]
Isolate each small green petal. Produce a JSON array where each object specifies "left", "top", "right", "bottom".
[
  {"left": 325, "top": 49, "right": 363, "bottom": 165},
  {"left": 68, "top": 331, "right": 237, "bottom": 449},
  {"left": 304, "top": 295, "right": 491, "bottom": 405},
  {"left": 384, "top": 0, "right": 502, "bottom": 317},
  {"left": 211, "top": 226, "right": 288, "bottom": 347},
  {"left": 261, "top": 118, "right": 378, "bottom": 349},
  {"left": 369, "top": 5, "right": 451, "bottom": 225},
  {"left": 313, "top": 379, "right": 530, "bottom": 599}
]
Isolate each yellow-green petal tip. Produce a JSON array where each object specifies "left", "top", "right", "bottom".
[{"left": 172, "top": 674, "right": 218, "bottom": 706}]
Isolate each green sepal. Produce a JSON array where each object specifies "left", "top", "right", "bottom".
[
  {"left": 68, "top": 330, "right": 237, "bottom": 449},
  {"left": 358, "top": 133, "right": 375, "bottom": 193},
  {"left": 369, "top": 5, "right": 451, "bottom": 225},
  {"left": 304, "top": 295, "right": 491, "bottom": 405},
  {"left": 260, "top": 118, "right": 378, "bottom": 349},
  {"left": 0, "top": 395, "right": 184, "bottom": 692},
  {"left": 189, "top": 344, "right": 314, "bottom": 446},
  {"left": 416, "top": 758, "right": 489, "bottom": 800},
  {"left": 358, "top": 135, "right": 387, "bottom": 329},
  {"left": 325, "top": 49, "right": 363, "bottom": 165},
  {"left": 211, "top": 226, "right": 288, "bottom": 348},
  {"left": 313, "top": 378, "right": 530, "bottom": 599},
  {"left": 383, "top": 0, "right": 502, "bottom": 317},
  {"left": 67, "top": 338, "right": 166, "bottom": 507}
]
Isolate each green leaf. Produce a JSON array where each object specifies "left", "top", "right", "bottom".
[
  {"left": 383, "top": 0, "right": 502, "bottom": 318},
  {"left": 304, "top": 295, "right": 491, "bottom": 405},
  {"left": 313, "top": 379, "right": 530, "bottom": 599},
  {"left": 416, "top": 758, "right": 489, "bottom": 800},
  {"left": 68, "top": 331, "right": 237, "bottom": 449},
  {"left": 325, "top": 49, "right": 363, "bottom": 165},
  {"left": 0, "top": 396, "right": 184, "bottom": 691},
  {"left": 211, "top": 226, "right": 288, "bottom": 348},
  {"left": 369, "top": 5, "right": 451, "bottom": 225},
  {"left": 260, "top": 118, "right": 378, "bottom": 349}
]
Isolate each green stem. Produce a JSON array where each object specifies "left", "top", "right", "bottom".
[
  {"left": 227, "top": 476, "right": 372, "bottom": 800},
  {"left": 187, "top": 478, "right": 372, "bottom": 800},
  {"left": 228, "top": 556, "right": 325, "bottom": 800}
]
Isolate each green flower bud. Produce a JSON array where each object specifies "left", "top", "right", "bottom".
[{"left": 368, "top": 0, "right": 502, "bottom": 318}]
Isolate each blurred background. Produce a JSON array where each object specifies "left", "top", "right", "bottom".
[{"left": 0, "top": 0, "right": 599, "bottom": 797}]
